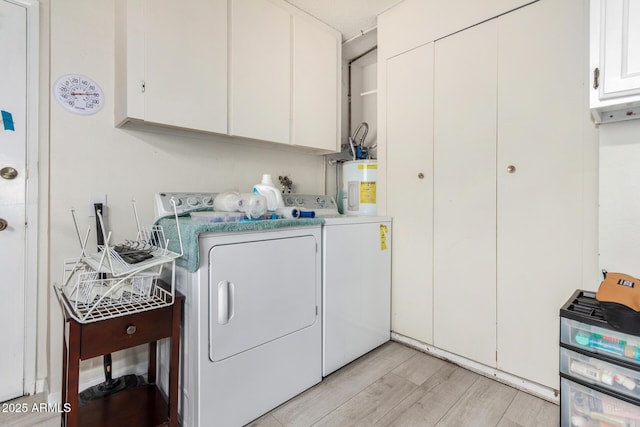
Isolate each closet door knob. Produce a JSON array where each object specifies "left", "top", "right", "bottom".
[
  {"left": 418, "top": 173, "right": 424, "bottom": 179},
  {"left": 0, "top": 218, "right": 7, "bottom": 231},
  {"left": 506, "top": 165, "right": 516, "bottom": 174}
]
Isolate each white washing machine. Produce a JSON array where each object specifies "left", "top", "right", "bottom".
[
  {"left": 155, "top": 193, "right": 322, "bottom": 427},
  {"left": 283, "top": 194, "right": 392, "bottom": 377}
]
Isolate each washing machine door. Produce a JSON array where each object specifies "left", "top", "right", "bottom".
[{"left": 208, "top": 235, "right": 318, "bottom": 362}]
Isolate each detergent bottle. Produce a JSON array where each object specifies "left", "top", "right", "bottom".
[{"left": 253, "top": 174, "right": 284, "bottom": 211}]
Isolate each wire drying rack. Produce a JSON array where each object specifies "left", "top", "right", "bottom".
[{"left": 54, "top": 200, "right": 183, "bottom": 323}]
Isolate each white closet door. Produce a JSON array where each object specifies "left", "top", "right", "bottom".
[
  {"left": 496, "top": 0, "right": 586, "bottom": 388},
  {"left": 433, "top": 20, "right": 498, "bottom": 367},
  {"left": 386, "top": 43, "right": 434, "bottom": 344}
]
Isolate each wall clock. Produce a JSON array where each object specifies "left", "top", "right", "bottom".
[{"left": 53, "top": 74, "right": 104, "bottom": 115}]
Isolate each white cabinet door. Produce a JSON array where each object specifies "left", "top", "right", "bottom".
[
  {"left": 598, "top": 0, "right": 640, "bottom": 98},
  {"left": 230, "top": 0, "right": 291, "bottom": 144},
  {"left": 144, "top": 0, "right": 227, "bottom": 133},
  {"left": 114, "top": 0, "right": 144, "bottom": 125},
  {"left": 386, "top": 43, "right": 434, "bottom": 344},
  {"left": 590, "top": 0, "right": 640, "bottom": 122},
  {"left": 496, "top": 0, "right": 586, "bottom": 389},
  {"left": 433, "top": 20, "right": 498, "bottom": 367},
  {"left": 292, "top": 15, "right": 340, "bottom": 152}
]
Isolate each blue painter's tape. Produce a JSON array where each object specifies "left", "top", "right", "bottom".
[{"left": 1, "top": 110, "right": 15, "bottom": 131}]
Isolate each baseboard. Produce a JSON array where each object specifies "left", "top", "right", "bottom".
[{"left": 391, "top": 332, "right": 560, "bottom": 404}]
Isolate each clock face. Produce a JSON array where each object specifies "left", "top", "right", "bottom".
[{"left": 53, "top": 74, "right": 104, "bottom": 115}]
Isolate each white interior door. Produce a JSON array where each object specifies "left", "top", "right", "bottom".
[{"left": 0, "top": 0, "right": 27, "bottom": 402}]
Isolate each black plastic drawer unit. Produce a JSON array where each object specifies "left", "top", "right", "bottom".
[{"left": 560, "top": 290, "right": 640, "bottom": 426}]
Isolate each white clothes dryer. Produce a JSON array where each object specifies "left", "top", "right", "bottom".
[{"left": 155, "top": 193, "right": 322, "bottom": 427}]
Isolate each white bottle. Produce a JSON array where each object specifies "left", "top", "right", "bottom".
[{"left": 252, "top": 174, "right": 285, "bottom": 211}]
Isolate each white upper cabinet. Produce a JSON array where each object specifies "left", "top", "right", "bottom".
[
  {"left": 115, "top": 0, "right": 227, "bottom": 134},
  {"left": 230, "top": 0, "right": 291, "bottom": 145},
  {"left": 292, "top": 14, "right": 340, "bottom": 152},
  {"left": 591, "top": 0, "right": 640, "bottom": 123},
  {"left": 145, "top": 0, "right": 227, "bottom": 134},
  {"left": 115, "top": 0, "right": 341, "bottom": 153},
  {"left": 378, "top": 0, "right": 534, "bottom": 60}
]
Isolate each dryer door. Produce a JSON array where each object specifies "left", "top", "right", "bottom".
[{"left": 208, "top": 235, "right": 318, "bottom": 362}]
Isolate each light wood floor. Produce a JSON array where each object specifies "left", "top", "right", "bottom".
[
  {"left": 250, "top": 341, "right": 559, "bottom": 427},
  {"left": 0, "top": 341, "right": 559, "bottom": 427}
]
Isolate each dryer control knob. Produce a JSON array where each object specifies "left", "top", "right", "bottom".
[{"left": 187, "top": 197, "right": 200, "bottom": 207}]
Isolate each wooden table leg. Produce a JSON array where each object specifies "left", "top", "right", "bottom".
[
  {"left": 61, "top": 319, "right": 68, "bottom": 427},
  {"left": 65, "top": 320, "right": 81, "bottom": 427},
  {"left": 168, "top": 301, "right": 182, "bottom": 427},
  {"left": 148, "top": 342, "right": 157, "bottom": 385}
]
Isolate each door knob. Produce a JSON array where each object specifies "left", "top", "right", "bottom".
[
  {"left": 0, "top": 167, "right": 17, "bottom": 180},
  {"left": 418, "top": 173, "right": 424, "bottom": 179},
  {"left": 0, "top": 218, "right": 7, "bottom": 231},
  {"left": 506, "top": 165, "right": 516, "bottom": 174}
]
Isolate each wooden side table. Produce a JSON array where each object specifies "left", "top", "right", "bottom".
[{"left": 60, "top": 288, "right": 184, "bottom": 427}]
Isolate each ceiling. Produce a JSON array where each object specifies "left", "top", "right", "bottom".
[{"left": 284, "top": 0, "right": 402, "bottom": 42}]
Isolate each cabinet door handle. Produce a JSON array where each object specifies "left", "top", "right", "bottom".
[
  {"left": 126, "top": 325, "right": 137, "bottom": 335},
  {"left": 507, "top": 165, "right": 516, "bottom": 174},
  {"left": 593, "top": 67, "right": 600, "bottom": 90},
  {"left": 217, "top": 281, "right": 234, "bottom": 325}
]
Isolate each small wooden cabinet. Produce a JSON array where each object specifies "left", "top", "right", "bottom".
[
  {"left": 60, "top": 289, "right": 184, "bottom": 427},
  {"left": 590, "top": 0, "right": 640, "bottom": 123}
]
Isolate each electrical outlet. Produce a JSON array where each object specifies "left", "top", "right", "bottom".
[{"left": 88, "top": 194, "right": 107, "bottom": 217}]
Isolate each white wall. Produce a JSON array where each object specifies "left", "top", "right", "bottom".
[
  {"left": 600, "top": 120, "right": 640, "bottom": 278},
  {"left": 44, "top": 0, "right": 325, "bottom": 398}
]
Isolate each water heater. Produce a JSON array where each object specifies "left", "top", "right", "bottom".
[{"left": 342, "top": 160, "right": 377, "bottom": 215}]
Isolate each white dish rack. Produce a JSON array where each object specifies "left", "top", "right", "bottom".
[{"left": 54, "top": 200, "right": 183, "bottom": 323}]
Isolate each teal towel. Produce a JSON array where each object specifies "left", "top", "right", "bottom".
[{"left": 156, "top": 215, "right": 323, "bottom": 273}]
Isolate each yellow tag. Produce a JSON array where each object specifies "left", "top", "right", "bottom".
[
  {"left": 358, "top": 164, "right": 378, "bottom": 170},
  {"left": 380, "top": 224, "right": 388, "bottom": 251},
  {"left": 360, "top": 181, "right": 376, "bottom": 204}
]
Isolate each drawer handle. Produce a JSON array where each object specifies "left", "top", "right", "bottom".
[{"left": 126, "top": 325, "right": 137, "bottom": 335}]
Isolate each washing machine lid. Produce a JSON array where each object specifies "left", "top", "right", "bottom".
[
  {"left": 321, "top": 215, "right": 392, "bottom": 226},
  {"left": 208, "top": 235, "right": 318, "bottom": 362}
]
